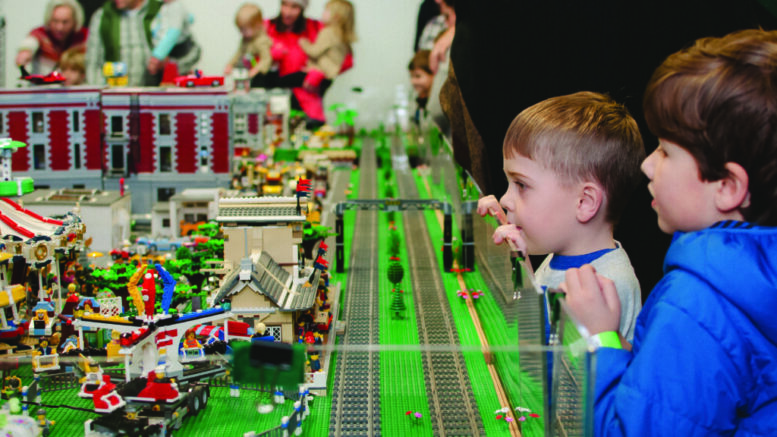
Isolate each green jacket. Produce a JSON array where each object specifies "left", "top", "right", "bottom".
[{"left": 99, "top": 0, "right": 162, "bottom": 62}]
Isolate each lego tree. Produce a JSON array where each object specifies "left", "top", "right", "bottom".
[
  {"left": 388, "top": 231, "right": 401, "bottom": 258},
  {"left": 390, "top": 289, "right": 406, "bottom": 319},
  {"left": 327, "top": 103, "right": 358, "bottom": 146},
  {"left": 387, "top": 260, "right": 404, "bottom": 287}
]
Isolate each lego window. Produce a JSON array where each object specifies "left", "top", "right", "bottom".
[
  {"left": 0, "top": 113, "right": 4, "bottom": 133},
  {"left": 197, "top": 214, "right": 208, "bottom": 222},
  {"left": 33, "top": 144, "right": 45, "bottom": 170},
  {"left": 111, "top": 144, "right": 124, "bottom": 171},
  {"left": 32, "top": 112, "right": 44, "bottom": 133},
  {"left": 72, "top": 111, "right": 80, "bottom": 132},
  {"left": 160, "top": 146, "right": 172, "bottom": 172},
  {"left": 184, "top": 213, "right": 195, "bottom": 222},
  {"left": 234, "top": 113, "right": 246, "bottom": 134},
  {"left": 157, "top": 188, "right": 175, "bottom": 202},
  {"left": 267, "top": 325, "right": 282, "bottom": 341},
  {"left": 110, "top": 116, "right": 123, "bottom": 137},
  {"left": 199, "top": 146, "right": 209, "bottom": 167},
  {"left": 159, "top": 113, "right": 171, "bottom": 136},
  {"left": 162, "top": 218, "right": 170, "bottom": 228},
  {"left": 74, "top": 143, "right": 81, "bottom": 169}
]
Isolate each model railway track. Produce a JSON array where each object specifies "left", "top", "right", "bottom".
[
  {"left": 329, "top": 140, "right": 381, "bottom": 436},
  {"left": 392, "top": 137, "right": 485, "bottom": 436},
  {"left": 473, "top": 214, "right": 545, "bottom": 378}
]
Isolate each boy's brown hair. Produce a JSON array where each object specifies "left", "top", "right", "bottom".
[
  {"left": 326, "top": 0, "right": 356, "bottom": 48},
  {"left": 235, "top": 3, "right": 263, "bottom": 28},
  {"left": 59, "top": 47, "right": 85, "bottom": 73},
  {"left": 408, "top": 50, "right": 432, "bottom": 75},
  {"left": 644, "top": 28, "right": 777, "bottom": 226},
  {"left": 504, "top": 91, "right": 644, "bottom": 223}
]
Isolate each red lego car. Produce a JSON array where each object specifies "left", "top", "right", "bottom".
[
  {"left": 19, "top": 66, "right": 65, "bottom": 85},
  {"left": 174, "top": 70, "right": 223, "bottom": 87}
]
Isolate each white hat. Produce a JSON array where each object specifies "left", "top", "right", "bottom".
[{"left": 288, "top": 0, "right": 309, "bottom": 9}]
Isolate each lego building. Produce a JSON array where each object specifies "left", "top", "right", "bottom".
[
  {"left": 0, "top": 86, "right": 103, "bottom": 187},
  {"left": 100, "top": 87, "right": 232, "bottom": 214},
  {"left": 18, "top": 188, "right": 131, "bottom": 253}
]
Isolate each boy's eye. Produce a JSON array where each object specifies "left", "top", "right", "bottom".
[{"left": 513, "top": 180, "right": 525, "bottom": 190}]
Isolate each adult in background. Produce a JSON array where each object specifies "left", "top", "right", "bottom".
[
  {"left": 265, "top": 0, "right": 353, "bottom": 125},
  {"left": 84, "top": 0, "right": 162, "bottom": 86},
  {"left": 16, "top": 0, "right": 88, "bottom": 75}
]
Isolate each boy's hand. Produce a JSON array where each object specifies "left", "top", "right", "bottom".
[
  {"left": 147, "top": 57, "right": 164, "bottom": 75},
  {"left": 248, "top": 64, "right": 261, "bottom": 79},
  {"left": 560, "top": 265, "right": 621, "bottom": 335},
  {"left": 493, "top": 224, "right": 527, "bottom": 256},
  {"left": 477, "top": 195, "right": 507, "bottom": 225}
]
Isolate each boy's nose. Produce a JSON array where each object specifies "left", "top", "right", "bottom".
[
  {"left": 641, "top": 151, "right": 656, "bottom": 178},
  {"left": 499, "top": 193, "right": 510, "bottom": 210}
]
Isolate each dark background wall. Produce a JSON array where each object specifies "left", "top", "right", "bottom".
[{"left": 450, "top": 0, "right": 777, "bottom": 300}]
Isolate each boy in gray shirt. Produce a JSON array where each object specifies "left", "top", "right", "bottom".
[{"left": 478, "top": 91, "right": 643, "bottom": 341}]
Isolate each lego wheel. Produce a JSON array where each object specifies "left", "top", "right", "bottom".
[
  {"left": 212, "top": 80, "right": 221, "bottom": 87},
  {"left": 199, "top": 386, "right": 209, "bottom": 408},
  {"left": 186, "top": 80, "right": 194, "bottom": 87},
  {"left": 189, "top": 386, "right": 203, "bottom": 416}
]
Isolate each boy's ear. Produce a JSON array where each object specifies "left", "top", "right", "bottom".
[
  {"left": 716, "top": 162, "right": 750, "bottom": 212},
  {"left": 576, "top": 182, "right": 604, "bottom": 224}
]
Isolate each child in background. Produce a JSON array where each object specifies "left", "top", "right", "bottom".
[
  {"left": 224, "top": 3, "right": 273, "bottom": 86},
  {"left": 408, "top": 49, "right": 434, "bottom": 124},
  {"left": 148, "top": 0, "right": 201, "bottom": 80},
  {"left": 561, "top": 29, "right": 777, "bottom": 435},
  {"left": 478, "top": 91, "right": 644, "bottom": 342},
  {"left": 296, "top": 0, "right": 355, "bottom": 91},
  {"left": 59, "top": 46, "right": 85, "bottom": 86}
]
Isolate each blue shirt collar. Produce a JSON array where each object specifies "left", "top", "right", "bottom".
[{"left": 548, "top": 247, "right": 617, "bottom": 270}]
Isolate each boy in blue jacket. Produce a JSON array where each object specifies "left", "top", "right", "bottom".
[{"left": 562, "top": 29, "right": 777, "bottom": 435}]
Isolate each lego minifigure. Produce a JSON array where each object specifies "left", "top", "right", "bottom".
[
  {"left": 307, "top": 353, "right": 320, "bottom": 372},
  {"left": 183, "top": 330, "right": 202, "bottom": 348},
  {"left": 1, "top": 377, "right": 22, "bottom": 415},
  {"left": 35, "top": 408, "right": 55, "bottom": 437}
]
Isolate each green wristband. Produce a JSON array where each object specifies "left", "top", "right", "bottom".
[{"left": 593, "top": 331, "right": 622, "bottom": 349}]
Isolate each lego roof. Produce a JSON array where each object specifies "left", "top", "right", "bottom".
[
  {"left": 170, "top": 188, "right": 233, "bottom": 202},
  {"left": 216, "top": 196, "right": 306, "bottom": 224},
  {"left": 0, "top": 197, "right": 70, "bottom": 240},
  {"left": 20, "top": 188, "right": 125, "bottom": 207},
  {"left": 214, "top": 252, "right": 317, "bottom": 312}
]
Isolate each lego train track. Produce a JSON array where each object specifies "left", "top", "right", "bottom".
[
  {"left": 393, "top": 137, "right": 485, "bottom": 436},
  {"left": 329, "top": 139, "right": 382, "bottom": 436}
]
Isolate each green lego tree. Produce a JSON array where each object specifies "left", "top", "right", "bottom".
[
  {"left": 390, "top": 289, "right": 406, "bottom": 319},
  {"left": 387, "top": 260, "right": 404, "bottom": 287},
  {"left": 388, "top": 231, "right": 401, "bottom": 258}
]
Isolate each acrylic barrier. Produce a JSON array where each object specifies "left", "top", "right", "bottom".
[
  {"left": 0, "top": 339, "right": 592, "bottom": 436},
  {"left": 0, "top": 127, "right": 595, "bottom": 436},
  {"left": 419, "top": 124, "right": 598, "bottom": 436}
]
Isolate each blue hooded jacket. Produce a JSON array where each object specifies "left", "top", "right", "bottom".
[{"left": 594, "top": 221, "right": 777, "bottom": 436}]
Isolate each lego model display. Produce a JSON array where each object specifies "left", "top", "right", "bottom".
[{"left": 0, "top": 82, "right": 593, "bottom": 436}]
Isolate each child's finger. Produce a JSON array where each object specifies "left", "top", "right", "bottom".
[
  {"left": 577, "top": 265, "right": 604, "bottom": 301},
  {"left": 492, "top": 207, "right": 508, "bottom": 225},
  {"left": 596, "top": 273, "right": 621, "bottom": 317},
  {"left": 476, "top": 195, "right": 498, "bottom": 217}
]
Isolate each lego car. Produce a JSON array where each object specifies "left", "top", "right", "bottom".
[{"left": 174, "top": 70, "right": 224, "bottom": 87}]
